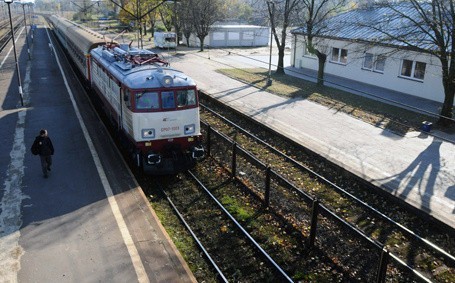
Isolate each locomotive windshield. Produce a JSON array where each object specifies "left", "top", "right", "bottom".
[
  {"left": 177, "top": 90, "right": 196, "bottom": 107},
  {"left": 133, "top": 89, "right": 197, "bottom": 111},
  {"left": 136, "top": 92, "right": 159, "bottom": 109},
  {"left": 161, "top": 91, "right": 175, "bottom": 109}
]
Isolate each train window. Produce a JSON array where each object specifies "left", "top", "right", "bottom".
[
  {"left": 176, "top": 90, "right": 196, "bottom": 107},
  {"left": 136, "top": 92, "right": 159, "bottom": 110},
  {"left": 187, "top": 90, "right": 196, "bottom": 105},
  {"left": 176, "top": 90, "right": 187, "bottom": 107},
  {"left": 124, "top": 89, "right": 131, "bottom": 108},
  {"left": 161, "top": 91, "right": 175, "bottom": 109}
]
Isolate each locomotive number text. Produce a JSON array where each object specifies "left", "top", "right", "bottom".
[{"left": 161, "top": 126, "right": 180, "bottom": 132}]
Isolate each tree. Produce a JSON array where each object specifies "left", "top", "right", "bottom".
[
  {"left": 299, "top": 0, "right": 349, "bottom": 85},
  {"left": 357, "top": 0, "right": 455, "bottom": 126},
  {"left": 221, "top": 0, "right": 254, "bottom": 23},
  {"left": 142, "top": 1, "right": 160, "bottom": 36},
  {"left": 71, "top": 0, "right": 103, "bottom": 22},
  {"left": 158, "top": 3, "right": 173, "bottom": 31},
  {"left": 188, "top": 0, "right": 224, "bottom": 51},
  {"left": 109, "top": 0, "right": 170, "bottom": 48},
  {"left": 264, "top": 0, "right": 303, "bottom": 75},
  {"left": 177, "top": 0, "right": 193, "bottom": 46}
]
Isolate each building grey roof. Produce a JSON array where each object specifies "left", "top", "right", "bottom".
[
  {"left": 291, "top": 2, "right": 449, "bottom": 51},
  {"left": 211, "top": 24, "right": 268, "bottom": 30}
]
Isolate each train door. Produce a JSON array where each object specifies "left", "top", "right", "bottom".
[
  {"left": 121, "top": 86, "right": 142, "bottom": 168},
  {"left": 121, "top": 87, "right": 133, "bottom": 135},
  {"left": 119, "top": 87, "right": 123, "bottom": 131},
  {"left": 86, "top": 54, "right": 91, "bottom": 82}
]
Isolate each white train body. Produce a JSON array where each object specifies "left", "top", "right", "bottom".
[{"left": 49, "top": 15, "right": 204, "bottom": 174}]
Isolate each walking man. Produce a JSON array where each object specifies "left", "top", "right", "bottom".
[{"left": 31, "top": 129, "right": 54, "bottom": 178}]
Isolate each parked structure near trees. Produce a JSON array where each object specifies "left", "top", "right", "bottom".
[{"left": 183, "top": 24, "right": 269, "bottom": 48}]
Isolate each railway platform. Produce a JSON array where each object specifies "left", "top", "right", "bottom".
[
  {"left": 167, "top": 48, "right": 455, "bottom": 230},
  {"left": 0, "top": 20, "right": 195, "bottom": 282}
]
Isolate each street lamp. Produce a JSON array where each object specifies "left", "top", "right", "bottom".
[
  {"left": 266, "top": 0, "right": 275, "bottom": 87},
  {"left": 4, "top": 0, "right": 24, "bottom": 106},
  {"left": 28, "top": 2, "right": 35, "bottom": 43},
  {"left": 20, "top": 0, "right": 31, "bottom": 60}
]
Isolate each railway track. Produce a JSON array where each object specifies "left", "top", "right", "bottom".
[
  {"left": 183, "top": 93, "right": 454, "bottom": 282},
  {"left": 50, "top": 17, "right": 454, "bottom": 280},
  {"left": 0, "top": 16, "right": 25, "bottom": 53},
  {"left": 134, "top": 92, "right": 455, "bottom": 281},
  {"left": 135, "top": 92, "right": 455, "bottom": 282},
  {"left": 144, "top": 171, "right": 294, "bottom": 282}
]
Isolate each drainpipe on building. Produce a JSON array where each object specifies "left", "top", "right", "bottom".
[{"left": 292, "top": 34, "right": 297, "bottom": 67}]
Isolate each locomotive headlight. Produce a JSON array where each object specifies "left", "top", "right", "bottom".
[
  {"left": 161, "top": 75, "right": 173, "bottom": 87},
  {"left": 184, "top": 124, "right": 195, "bottom": 135},
  {"left": 142, "top": 128, "right": 155, "bottom": 139}
]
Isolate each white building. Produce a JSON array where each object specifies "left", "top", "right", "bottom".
[
  {"left": 184, "top": 25, "right": 269, "bottom": 48},
  {"left": 290, "top": 2, "right": 450, "bottom": 105}
]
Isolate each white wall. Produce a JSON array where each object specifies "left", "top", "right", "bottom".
[
  {"left": 292, "top": 35, "right": 446, "bottom": 105},
  {"left": 183, "top": 26, "right": 269, "bottom": 48}
]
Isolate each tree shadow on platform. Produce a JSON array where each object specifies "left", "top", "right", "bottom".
[{"left": 380, "top": 139, "right": 442, "bottom": 214}]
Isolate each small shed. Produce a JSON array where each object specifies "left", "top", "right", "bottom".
[{"left": 184, "top": 25, "right": 270, "bottom": 48}]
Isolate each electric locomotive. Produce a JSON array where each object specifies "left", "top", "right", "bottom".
[{"left": 49, "top": 15, "right": 204, "bottom": 174}]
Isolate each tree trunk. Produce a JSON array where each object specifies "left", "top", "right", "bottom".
[
  {"left": 276, "top": 46, "right": 285, "bottom": 75},
  {"left": 316, "top": 52, "right": 327, "bottom": 86},
  {"left": 184, "top": 31, "right": 190, "bottom": 46},
  {"left": 150, "top": 21, "right": 155, "bottom": 36},
  {"left": 438, "top": 82, "right": 455, "bottom": 126},
  {"left": 198, "top": 36, "right": 205, "bottom": 51}
]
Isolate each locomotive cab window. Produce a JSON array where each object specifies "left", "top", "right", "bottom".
[
  {"left": 136, "top": 92, "right": 159, "bottom": 110},
  {"left": 177, "top": 89, "right": 196, "bottom": 107},
  {"left": 161, "top": 91, "right": 175, "bottom": 109}
]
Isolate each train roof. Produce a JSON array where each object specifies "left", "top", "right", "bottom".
[
  {"left": 49, "top": 15, "right": 112, "bottom": 54},
  {"left": 90, "top": 44, "right": 196, "bottom": 90}
]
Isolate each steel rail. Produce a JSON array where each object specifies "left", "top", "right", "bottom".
[
  {"left": 0, "top": 16, "right": 25, "bottom": 53},
  {"left": 160, "top": 187, "right": 229, "bottom": 283},
  {"left": 200, "top": 100, "right": 455, "bottom": 263},
  {"left": 201, "top": 116, "right": 437, "bottom": 282},
  {"left": 187, "top": 170, "right": 294, "bottom": 282}
]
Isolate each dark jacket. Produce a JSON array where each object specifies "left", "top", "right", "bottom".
[{"left": 32, "top": 136, "right": 54, "bottom": 156}]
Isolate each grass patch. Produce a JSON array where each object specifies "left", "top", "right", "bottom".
[
  {"left": 217, "top": 68, "right": 437, "bottom": 135},
  {"left": 221, "top": 195, "right": 256, "bottom": 222}
]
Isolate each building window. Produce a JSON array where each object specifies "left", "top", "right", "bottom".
[
  {"left": 243, "top": 32, "right": 254, "bottom": 40},
  {"left": 228, "top": 32, "right": 239, "bottom": 40},
  {"left": 331, "top": 47, "right": 347, "bottom": 64},
  {"left": 363, "top": 53, "right": 374, "bottom": 69},
  {"left": 213, "top": 32, "right": 225, "bottom": 40},
  {"left": 400, "top": 59, "right": 426, "bottom": 80},
  {"left": 375, "top": 55, "right": 386, "bottom": 72},
  {"left": 363, "top": 53, "right": 386, "bottom": 72}
]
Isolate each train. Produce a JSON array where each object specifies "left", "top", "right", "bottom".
[{"left": 49, "top": 15, "right": 204, "bottom": 174}]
